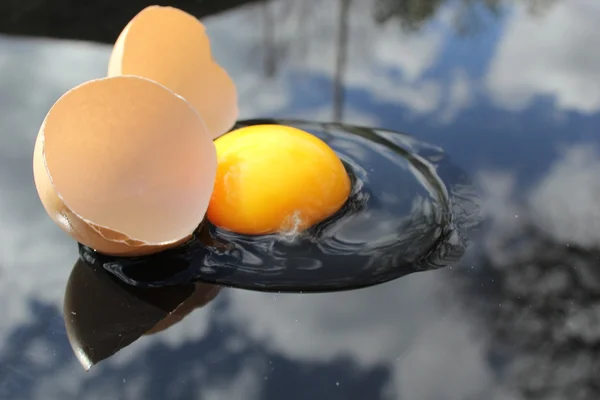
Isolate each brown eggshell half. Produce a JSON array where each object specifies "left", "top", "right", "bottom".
[
  {"left": 33, "top": 75, "right": 217, "bottom": 256},
  {"left": 108, "top": 5, "right": 238, "bottom": 139}
]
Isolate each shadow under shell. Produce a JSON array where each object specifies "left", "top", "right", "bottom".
[{"left": 79, "top": 119, "right": 482, "bottom": 293}]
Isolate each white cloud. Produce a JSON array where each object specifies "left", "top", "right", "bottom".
[
  {"left": 486, "top": 0, "right": 600, "bottom": 113},
  {"left": 203, "top": 7, "right": 292, "bottom": 119},
  {"left": 529, "top": 144, "right": 600, "bottom": 248},
  {"left": 389, "top": 316, "right": 493, "bottom": 400},
  {"left": 288, "top": 104, "right": 382, "bottom": 126},
  {"left": 275, "top": 0, "right": 445, "bottom": 82},
  {"left": 440, "top": 69, "right": 474, "bottom": 122},
  {"left": 206, "top": 0, "right": 449, "bottom": 118},
  {"left": 469, "top": 141, "right": 600, "bottom": 400},
  {"left": 476, "top": 142, "right": 600, "bottom": 270},
  {"left": 224, "top": 271, "right": 497, "bottom": 399},
  {"left": 0, "top": 37, "right": 107, "bottom": 156},
  {"left": 200, "top": 357, "right": 265, "bottom": 400},
  {"left": 225, "top": 274, "right": 440, "bottom": 366}
]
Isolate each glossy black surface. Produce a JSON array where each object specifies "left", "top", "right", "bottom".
[
  {"left": 64, "top": 259, "right": 196, "bottom": 370},
  {"left": 80, "top": 119, "right": 477, "bottom": 293},
  {"left": 1, "top": 1, "right": 600, "bottom": 399},
  {"left": 64, "top": 259, "right": 220, "bottom": 370}
]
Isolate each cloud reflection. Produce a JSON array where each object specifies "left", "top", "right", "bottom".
[
  {"left": 1, "top": 0, "right": 597, "bottom": 399},
  {"left": 452, "top": 142, "right": 600, "bottom": 400},
  {"left": 529, "top": 145, "right": 600, "bottom": 248},
  {"left": 206, "top": 0, "right": 450, "bottom": 122},
  {"left": 486, "top": 0, "right": 600, "bottom": 114}
]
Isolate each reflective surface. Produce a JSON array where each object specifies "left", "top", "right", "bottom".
[
  {"left": 81, "top": 119, "right": 477, "bottom": 293},
  {"left": 1, "top": 0, "right": 600, "bottom": 399},
  {"left": 64, "top": 259, "right": 220, "bottom": 370}
]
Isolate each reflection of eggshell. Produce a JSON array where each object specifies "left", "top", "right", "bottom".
[
  {"left": 145, "top": 283, "right": 221, "bottom": 335},
  {"left": 33, "top": 75, "right": 217, "bottom": 256},
  {"left": 108, "top": 5, "right": 238, "bottom": 139}
]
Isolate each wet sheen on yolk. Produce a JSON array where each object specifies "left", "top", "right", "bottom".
[{"left": 207, "top": 125, "right": 351, "bottom": 235}]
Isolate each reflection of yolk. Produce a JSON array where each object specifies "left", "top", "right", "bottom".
[{"left": 207, "top": 125, "right": 351, "bottom": 235}]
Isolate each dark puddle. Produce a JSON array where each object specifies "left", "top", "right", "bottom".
[{"left": 78, "top": 119, "right": 481, "bottom": 293}]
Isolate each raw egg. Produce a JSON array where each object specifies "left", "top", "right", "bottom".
[
  {"left": 207, "top": 125, "right": 351, "bottom": 235},
  {"left": 108, "top": 5, "right": 238, "bottom": 139},
  {"left": 33, "top": 75, "right": 217, "bottom": 256}
]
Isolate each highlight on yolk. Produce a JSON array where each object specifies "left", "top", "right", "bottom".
[
  {"left": 207, "top": 125, "right": 351, "bottom": 235},
  {"left": 108, "top": 5, "right": 238, "bottom": 139}
]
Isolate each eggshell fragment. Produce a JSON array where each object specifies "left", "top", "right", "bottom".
[
  {"left": 108, "top": 6, "right": 238, "bottom": 139},
  {"left": 33, "top": 75, "right": 217, "bottom": 256}
]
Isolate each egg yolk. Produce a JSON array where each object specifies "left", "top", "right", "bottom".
[{"left": 207, "top": 125, "right": 351, "bottom": 235}]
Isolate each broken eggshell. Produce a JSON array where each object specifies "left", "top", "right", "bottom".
[
  {"left": 108, "top": 5, "right": 238, "bottom": 139},
  {"left": 33, "top": 75, "right": 218, "bottom": 256}
]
